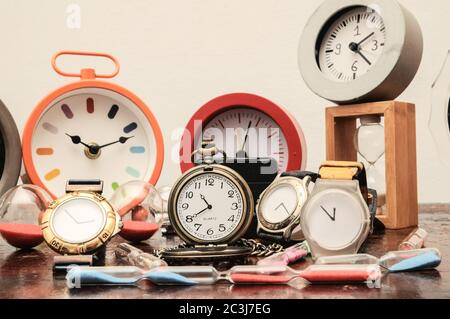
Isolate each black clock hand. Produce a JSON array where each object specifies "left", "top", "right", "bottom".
[
  {"left": 65, "top": 133, "right": 92, "bottom": 149},
  {"left": 356, "top": 50, "right": 372, "bottom": 66},
  {"left": 200, "top": 194, "right": 212, "bottom": 209},
  {"left": 193, "top": 206, "right": 210, "bottom": 218},
  {"left": 240, "top": 121, "right": 252, "bottom": 152},
  {"left": 275, "top": 202, "right": 290, "bottom": 216},
  {"left": 320, "top": 205, "right": 336, "bottom": 221},
  {"left": 357, "top": 32, "right": 375, "bottom": 46},
  {"left": 91, "top": 136, "right": 135, "bottom": 153}
]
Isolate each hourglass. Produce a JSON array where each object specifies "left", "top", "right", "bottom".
[
  {"left": 354, "top": 115, "right": 386, "bottom": 205},
  {"left": 326, "top": 101, "right": 418, "bottom": 229}
]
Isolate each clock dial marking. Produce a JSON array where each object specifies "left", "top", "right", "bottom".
[
  {"left": 61, "top": 104, "right": 74, "bottom": 119},
  {"left": 125, "top": 166, "right": 140, "bottom": 178},
  {"left": 129, "top": 146, "right": 145, "bottom": 154},
  {"left": 108, "top": 104, "right": 119, "bottom": 119},
  {"left": 45, "top": 168, "right": 60, "bottom": 181},
  {"left": 36, "top": 147, "right": 54, "bottom": 156},
  {"left": 86, "top": 98, "right": 94, "bottom": 114},
  {"left": 42, "top": 122, "right": 58, "bottom": 134},
  {"left": 123, "top": 122, "right": 138, "bottom": 134},
  {"left": 111, "top": 182, "right": 119, "bottom": 191}
]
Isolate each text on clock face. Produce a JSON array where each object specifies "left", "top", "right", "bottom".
[
  {"left": 317, "top": 7, "right": 386, "bottom": 82},
  {"left": 176, "top": 173, "right": 244, "bottom": 241}
]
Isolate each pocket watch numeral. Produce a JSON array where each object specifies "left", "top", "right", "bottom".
[
  {"left": 194, "top": 223, "right": 202, "bottom": 231},
  {"left": 186, "top": 215, "right": 193, "bottom": 223},
  {"left": 207, "top": 228, "right": 214, "bottom": 235},
  {"left": 185, "top": 191, "right": 193, "bottom": 199},
  {"left": 228, "top": 190, "right": 234, "bottom": 198},
  {"left": 231, "top": 203, "right": 238, "bottom": 210},
  {"left": 182, "top": 203, "right": 189, "bottom": 210},
  {"left": 228, "top": 215, "right": 235, "bottom": 222},
  {"left": 219, "top": 224, "right": 226, "bottom": 232}
]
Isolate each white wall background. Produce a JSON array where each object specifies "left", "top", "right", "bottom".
[{"left": 0, "top": 0, "right": 448, "bottom": 203}]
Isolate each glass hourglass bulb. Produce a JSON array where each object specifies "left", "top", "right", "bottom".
[{"left": 354, "top": 115, "right": 385, "bottom": 195}]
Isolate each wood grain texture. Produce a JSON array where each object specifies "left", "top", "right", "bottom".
[
  {"left": 325, "top": 101, "right": 418, "bottom": 229},
  {"left": 0, "top": 209, "right": 449, "bottom": 299}
]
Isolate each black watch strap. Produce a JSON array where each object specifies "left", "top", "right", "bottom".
[
  {"left": 280, "top": 170, "right": 319, "bottom": 183},
  {"left": 66, "top": 179, "right": 103, "bottom": 193},
  {"left": 258, "top": 231, "right": 286, "bottom": 244}
]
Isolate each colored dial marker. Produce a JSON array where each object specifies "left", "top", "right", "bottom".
[
  {"left": 130, "top": 146, "right": 145, "bottom": 154},
  {"left": 86, "top": 98, "right": 94, "bottom": 113},
  {"left": 108, "top": 105, "right": 119, "bottom": 119},
  {"left": 112, "top": 182, "right": 119, "bottom": 191},
  {"left": 45, "top": 169, "right": 60, "bottom": 181},
  {"left": 42, "top": 122, "right": 58, "bottom": 134},
  {"left": 36, "top": 148, "right": 54, "bottom": 156},
  {"left": 126, "top": 166, "right": 140, "bottom": 178},
  {"left": 61, "top": 104, "right": 74, "bottom": 119},
  {"left": 123, "top": 122, "right": 137, "bottom": 133}
]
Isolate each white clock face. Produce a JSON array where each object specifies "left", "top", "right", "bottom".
[
  {"left": 51, "top": 197, "right": 106, "bottom": 244},
  {"left": 31, "top": 88, "right": 158, "bottom": 198},
  {"left": 317, "top": 6, "right": 386, "bottom": 82},
  {"left": 306, "top": 189, "right": 363, "bottom": 249},
  {"left": 260, "top": 183, "right": 302, "bottom": 224},
  {"left": 176, "top": 173, "right": 245, "bottom": 242},
  {"left": 199, "top": 108, "right": 289, "bottom": 171}
]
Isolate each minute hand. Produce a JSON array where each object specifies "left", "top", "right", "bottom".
[{"left": 357, "top": 32, "right": 375, "bottom": 46}]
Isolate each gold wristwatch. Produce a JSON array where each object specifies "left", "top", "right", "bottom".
[{"left": 40, "top": 179, "right": 122, "bottom": 255}]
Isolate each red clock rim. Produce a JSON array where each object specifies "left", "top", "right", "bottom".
[
  {"left": 179, "top": 92, "right": 306, "bottom": 173},
  {"left": 22, "top": 80, "right": 165, "bottom": 199}
]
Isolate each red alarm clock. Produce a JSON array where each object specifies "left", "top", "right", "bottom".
[{"left": 179, "top": 93, "right": 307, "bottom": 172}]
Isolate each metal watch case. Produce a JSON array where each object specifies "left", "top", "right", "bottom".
[
  {"left": 300, "top": 179, "right": 371, "bottom": 259},
  {"left": 41, "top": 191, "right": 122, "bottom": 255},
  {"left": 256, "top": 175, "right": 311, "bottom": 242},
  {"left": 168, "top": 164, "right": 254, "bottom": 245}
]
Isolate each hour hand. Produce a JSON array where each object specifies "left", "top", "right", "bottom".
[
  {"left": 320, "top": 205, "right": 336, "bottom": 221},
  {"left": 200, "top": 194, "right": 212, "bottom": 209},
  {"left": 65, "top": 133, "right": 91, "bottom": 148}
]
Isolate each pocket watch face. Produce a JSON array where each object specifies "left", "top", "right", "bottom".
[
  {"left": 317, "top": 6, "right": 386, "bottom": 82},
  {"left": 175, "top": 172, "right": 245, "bottom": 242},
  {"left": 51, "top": 197, "right": 106, "bottom": 244},
  {"left": 305, "top": 189, "right": 363, "bottom": 250},
  {"left": 200, "top": 108, "right": 289, "bottom": 171},
  {"left": 29, "top": 88, "right": 159, "bottom": 198},
  {"left": 260, "top": 183, "right": 301, "bottom": 224}
]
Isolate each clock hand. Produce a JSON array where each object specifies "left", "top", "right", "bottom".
[
  {"left": 91, "top": 136, "right": 135, "bottom": 153},
  {"left": 320, "top": 205, "right": 336, "bottom": 221},
  {"left": 357, "top": 32, "right": 375, "bottom": 46},
  {"left": 240, "top": 121, "right": 252, "bottom": 152},
  {"left": 348, "top": 32, "right": 375, "bottom": 54},
  {"left": 64, "top": 209, "right": 80, "bottom": 224},
  {"left": 355, "top": 50, "right": 372, "bottom": 66},
  {"left": 200, "top": 194, "right": 212, "bottom": 209},
  {"left": 65, "top": 133, "right": 92, "bottom": 149},
  {"left": 193, "top": 206, "right": 210, "bottom": 218}
]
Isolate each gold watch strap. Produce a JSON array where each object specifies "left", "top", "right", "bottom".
[
  {"left": 65, "top": 179, "right": 103, "bottom": 193},
  {"left": 319, "top": 161, "right": 368, "bottom": 203}
]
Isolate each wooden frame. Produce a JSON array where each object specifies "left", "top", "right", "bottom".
[{"left": 325, "top": 101, "right": 418, "bottom": 229}]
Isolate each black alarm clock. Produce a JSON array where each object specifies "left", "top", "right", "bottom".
[{"left": 0, "top": 100, "right": 22, "bottom": 196}]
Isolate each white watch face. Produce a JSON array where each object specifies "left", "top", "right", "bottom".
[
  {"left": 176, "top": 172, "right": 245, "bottom": 242},
  {"left": 51, "top": 197, "right": 107, "bottom": 244},
  {"left": 260, "top": 183, "right": 302, "bottom": 224},
  {"left": 31, "top": 88, "right": 159, "bottom": 198},
  {"left": 199, "top": 108, "right": 289, "bottom": 172},
  {"left": 305, "top": 189, "right": 364, "bottom": 250},
  {"left": 317, "top": 6, "right": 386, "bottom": 82}
]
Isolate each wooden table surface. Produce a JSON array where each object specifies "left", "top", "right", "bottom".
[{"left": 1, "top": 208, "right": 449, "bottom": 299}]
